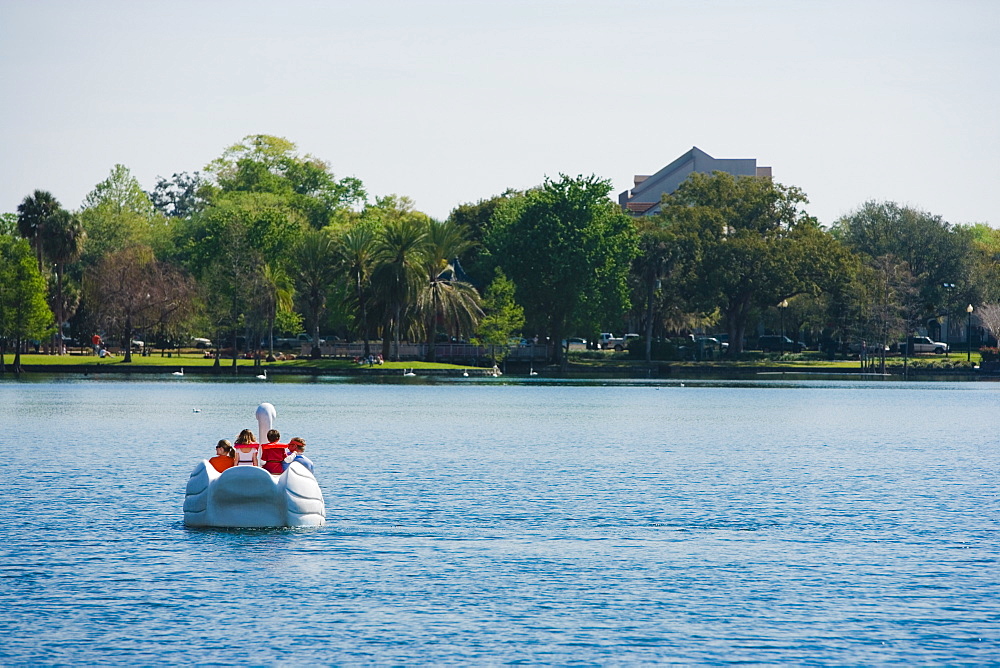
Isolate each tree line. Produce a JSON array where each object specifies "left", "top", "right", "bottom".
[{"left": 4, "top": 133, "right": 999, "bottom": 372}]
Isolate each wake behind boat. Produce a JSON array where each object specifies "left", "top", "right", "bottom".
[{"left": 183, "top": 403, "right": 325, "bottom": 528}]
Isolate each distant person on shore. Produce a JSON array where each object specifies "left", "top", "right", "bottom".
[
  {"left": 233, "top": 428, "right": 259, "bottom": 466},
  {"left": 283, "top": 437, "right": 314, "bottom": 473},
  {"left": 260, "top": 429, "right": 287, "bottom": 475},
  {"left": 209, "top": 439, "right": 236, "bottom": 473}
]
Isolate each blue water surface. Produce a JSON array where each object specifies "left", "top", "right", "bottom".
[{"left": 1, "top": 376, "right": 998, "bottom": 664}]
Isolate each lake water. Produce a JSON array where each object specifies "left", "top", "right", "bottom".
[{"left": 2, "top": 375, "right": 999, "bottom": 665}]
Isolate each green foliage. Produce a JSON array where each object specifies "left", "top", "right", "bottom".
[
  {"left": 371, "top": 214, "right": 430, "bottom": 360},
  {"left": 832, "top": 201, "right": 976, "bottom": 312},
  {"left": 294, "top": 228, "right": 338, "bottom": 357},
  {"left": 0, "top": 235, "right": 55, "bottom": 345},
  {"left": 416, "top": 219, "right": 483, "bottom": 359},
  {"left": 16, "top": 189, "right": 61, "bottom": 269},
  {"left": 172, "top": 191, "right": 307, "bottom": 279},
  {"left": 485, "top": 174, "right": 638, "bottom": 362},
  {"left": 447, "top": 189, "right": 521, "bottom": 284},
  {"left": 79, "top": 164, "right": 163, "bottom": 267},
  {"left": 659, "top": 171, "right": 851, "bottom": 354},
  {"left": 0, "top": 212, "right": 19, "bottom": 236},
  {"left": 149, "top": 172, "right": 207, "bottom": 219},
  {"left": 205, "top": 134, "right": 366, "bottom": 229},
  {"left": 473, "top": 268, "right": 524, "bottom": 364}
]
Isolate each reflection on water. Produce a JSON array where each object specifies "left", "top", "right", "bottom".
[{"left": 1, "top": 377, "right": 998, "bottom": 664}]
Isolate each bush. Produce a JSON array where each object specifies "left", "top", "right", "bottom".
[{"left": 979, "top": 347, "right": 999, "bottom": 363}]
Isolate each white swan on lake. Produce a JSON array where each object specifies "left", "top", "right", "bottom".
[{"left": 172, "top": 368, "right": 184, "bottom": 376}]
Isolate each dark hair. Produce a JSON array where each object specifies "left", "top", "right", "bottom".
[
  {"left": 216, "top": 439, "right": 235, "bottom": 456},
  {"left": 266, "top": 429, "right": 280, "bottom": 442}
]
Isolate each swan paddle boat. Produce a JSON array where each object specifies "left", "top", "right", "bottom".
[{"left": 183, "top": 402, "right": 326, "bottom": 528}]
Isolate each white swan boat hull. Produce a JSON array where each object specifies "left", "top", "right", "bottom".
[{"left": 183, "top": 461, "right": 326, "bottom": 528}]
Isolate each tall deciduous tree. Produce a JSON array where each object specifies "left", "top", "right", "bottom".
[
  {"left": 79, "top": 165, "right": 162, "bottom": 267},
  {"left": 485, "top": 174, "right": 638, "bottom": 365},
  {"left": 831, "top": 200, "right": 977, "bottom": 325},
  {"left": 474, "top": 268, "right": 525, "bottom": 365},
  {"left": 0, "top": 235, "right": 55, "bottom": 374},
  {"left": 84, "top": 245, "right": 196, "bottom": 363},
  {"left": 661, "top": 172, "right": 850, "bottom": 354},
  {"left": 205, "top": 134, "right": 366, "bottom": 228},
  {"left": 447, "top": 189, "right": 521, "bottom": 285}
]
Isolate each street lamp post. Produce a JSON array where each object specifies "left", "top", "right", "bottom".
[
  {"left": 778, "top": 300, "right": 788, "bottom": 355},
  {"left": 967, "top": 304, "right": 974, "bottom": 362}
]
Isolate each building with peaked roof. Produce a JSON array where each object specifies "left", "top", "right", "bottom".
[{"left": 619, "top": 146, "right": 772, "bottom": 216}]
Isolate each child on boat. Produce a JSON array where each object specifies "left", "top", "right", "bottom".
[
  {"left": 209, "top": 439, "right": 236, "bottom": 472},
  {"left": 233, "top": 429, "right": 259, "bottom": 466},
  {"left": 260, "top": 429, "right": 287, "bottom": 475},
  {"left": 283, "top": 437, "right": 314, "bottom": 473}
]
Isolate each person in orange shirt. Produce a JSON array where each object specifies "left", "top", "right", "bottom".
[
  {"left": 260, "top": 429, "right": 287, "bottom": 476},
  {"left": 209, "top": 439, "right": 236, "bottom": 473}
]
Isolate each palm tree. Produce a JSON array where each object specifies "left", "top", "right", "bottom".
[
  {"left": 295, "top": 229, "right": 337, "bottom": 358},
  {"left": 416, "top": 220, "right": 482, "bottom": 361},
  {"left": 261, "top": 263, "right": 295, "bottom": 361},
  {"left": 40, "top": 210, "right": 85, "bottom": 354},
  {"left": 336, "top": 224, "right": 377, "bottom": 357},
  {"left": 371, "top": 217, "right": 429, "bottom": 361},
  {"left": 17, "top": 190, "right": 61, "bottom": 272}
]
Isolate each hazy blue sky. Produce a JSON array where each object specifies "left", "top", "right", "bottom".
[{"left": 2, "top": 0, "right": 997, "bottom": 226}]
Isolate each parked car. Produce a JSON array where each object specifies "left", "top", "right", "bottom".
[
  {"left": 192, "top": 337, "right": 213, "bottom": 349},
  {"left": 756, "top": 335, "right": 804, "bottom": 353},
  {"left": 900, "top": 336, "right": 948, "bottom": 354},
  {"left": 275, "top": 333, "right": 322, "bottom": 350},
  {"left": 562, "top": 337, "right": 587, "bottom": 351}
]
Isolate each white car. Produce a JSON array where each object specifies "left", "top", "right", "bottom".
[{"left": 901, "top": 336, "right": 948, "bottom": 354}]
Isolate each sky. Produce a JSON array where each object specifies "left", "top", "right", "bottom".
[{"left": 1, "top": 0, "right": 997, "bottom": 227}]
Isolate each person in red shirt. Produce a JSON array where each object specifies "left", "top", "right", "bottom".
[
  {"left": 209, "top": 439, "right": 236, "bottom": 473},
  {"left": 260, "top": 429, "right": 287, "bottom": 475}
]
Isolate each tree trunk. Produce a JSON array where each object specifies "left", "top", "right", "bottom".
[
  {"left": 56, "top": 264, "right": 65, "bottom": 355},
  {"left": 311, "top": 319, "right": 321, "bottom": 359},
  {"left": 356, "top": 275, "right": 371, "bottom": 358},
  {"left": 231, "top": 328, "right": 238, "bottom": 374},
  {"left": 644, "top": 275, "right": 656, "bottom": 364},
  {"left": 123, "top": 317, "right": 134, "bottom": 363},
  {"left": 267, "top": 315, "right": 276, "bottom": 362}
]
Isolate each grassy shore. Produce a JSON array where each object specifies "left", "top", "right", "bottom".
[
  {"left": 2, "top": 352, "right": 482, "bottom": 372},
  {"left": 3, "top": 349, "right": 985, "bottom": 376}
]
